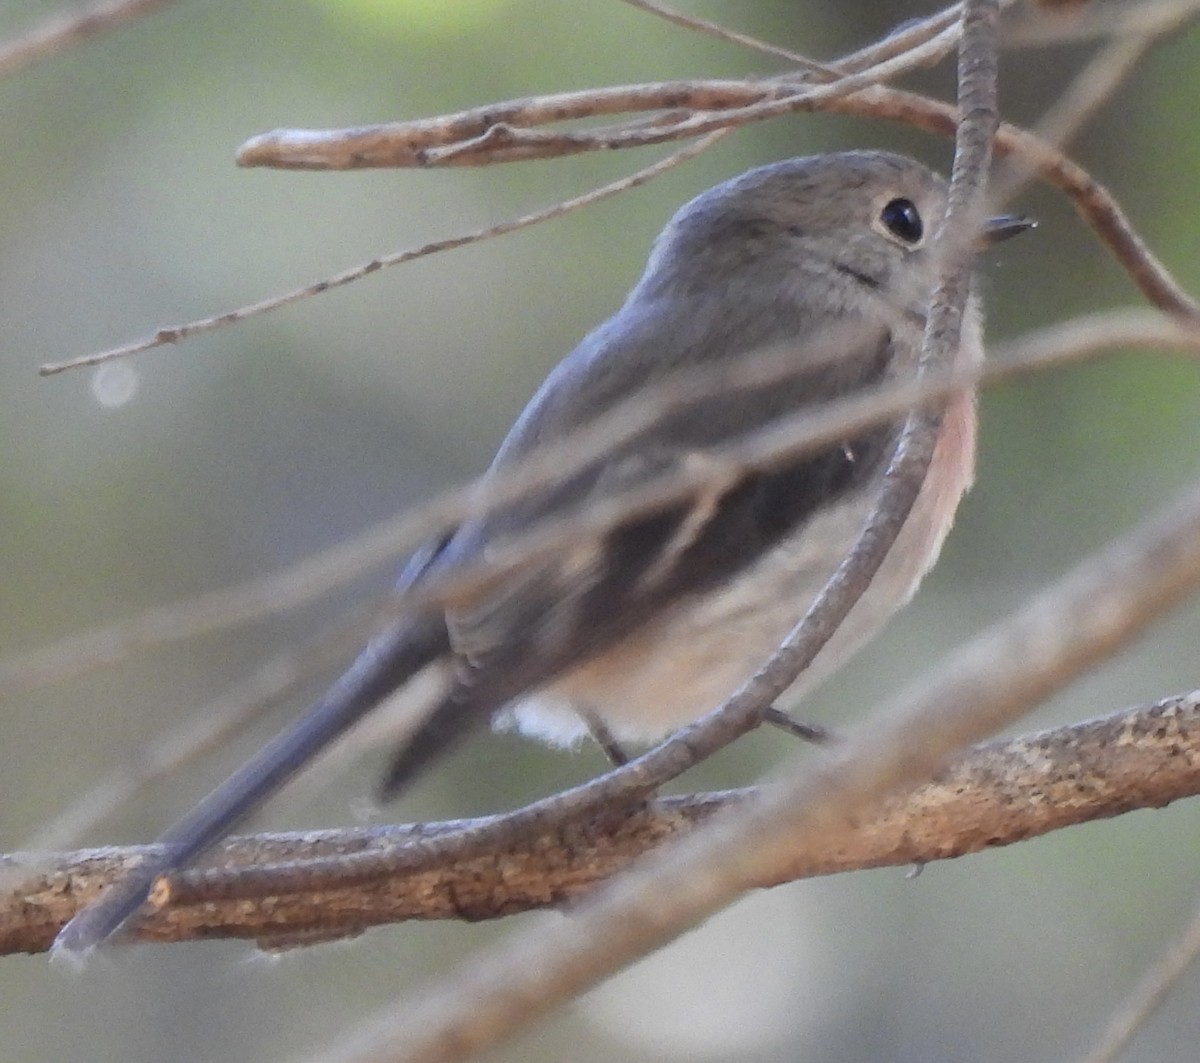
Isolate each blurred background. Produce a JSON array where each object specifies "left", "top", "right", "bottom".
[{"left": 2, "top": 1, "right": 1200, "bottom": 1061}]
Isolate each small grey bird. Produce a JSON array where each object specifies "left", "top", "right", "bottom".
[{"left": 54, "top": 150, "right": 1030, "bottom": 954}]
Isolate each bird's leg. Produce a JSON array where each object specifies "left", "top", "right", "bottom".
[
  {"left": 762, "top": 706, "right": 835, "bottom": 745},
  {"left": 577, "top": 707, "right": 630, "bottom": 766}
]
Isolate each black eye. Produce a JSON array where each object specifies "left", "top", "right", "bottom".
[{"left": 880, "top": 198, "right": 923, "bottom": 244}]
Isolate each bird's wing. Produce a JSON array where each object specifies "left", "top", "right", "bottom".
[{"left": 434, "top": 307, "right": 900, "bottom": 704}]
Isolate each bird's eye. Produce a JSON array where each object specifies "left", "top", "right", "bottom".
[{"left": 879, "top": 198, "right": 923, "bottom": 244}]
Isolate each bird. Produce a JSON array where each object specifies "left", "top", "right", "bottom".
[{"left": 53, "top": 150, "right": 1031, "bottom": 955}]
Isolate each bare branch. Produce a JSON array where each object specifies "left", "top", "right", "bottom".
[
  {"left": 37, "top": 130, "right": 727, "bottom": 376},
  {"left": 1078, "top": 884, "right": 1200, "bottom": 1063},
  {"left": 616, "top": 0, "right": 836, "bottom": 73},
  {"left": 5, "top": 693, "right": 1199, "bottom": 956},
  {"left": 232, "top": 75, "right": 942, "bottom": 173},
  {"left": 22, "top": 616, "right": 371, "bottom": 852},
  {"left": 990, "top": 307, "right": 1200, "bottom": 363},
  {"left": 1004, "top": 0, "right": 1200, "bottom": 45},
  {"left": 234, "top": 6, "right": 978, "bottom": 172},
  {"left": 992, "top": 31, "right": 1164, "bottom": 204},
  {"left": 837, "top": 4, "right": 965, "bottom": 72},
  {"left": 0, "top": 0, "right": 176, "bottom": 78}
]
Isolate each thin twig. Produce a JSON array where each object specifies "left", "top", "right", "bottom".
[
  {"left": 617, "top": 0, "right": 835, "bottom": 73},
  {"left": 1078, "top": 889, "right": 1200, "bottom": 1063},
  {"left": 1016, "top": 33, "right": 1159, "bottom": 151},
  {"left": 235, "top": 5, "right": 984, "bottom": 170},
  {"left": 992, "top": 29, "right": 1164, "bottom": 204},
  {"left": 838, "top": 4, "right": 964, "bottom": 72},
  {"left": 1004, "top": 0, "right": 1200, "bottom": 46},
  {"left": 0, "top": 0, "right": 176, "bottom": 78},
  {"left": 990, "top": 307, "right": 1200, "bottom": 363},
  {"left": 37, "top": 131, "right": 727, "bottom": 376},
  {"left": 23, "top": 616, "right": 371, "bottom": 852},
  {"left": 233, "top": 7, "right": 979, "bottom": 172},
  {"left": 234, "top": 64, "right": 942, "bottom": 172}
]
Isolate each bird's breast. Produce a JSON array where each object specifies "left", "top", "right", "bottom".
[{"left": 497, "top": 391, "right": 976, "bottom": 747}]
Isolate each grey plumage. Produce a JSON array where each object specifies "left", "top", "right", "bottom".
[{"left": 54, "top": 150, "right": 1028, "bottom": 955}]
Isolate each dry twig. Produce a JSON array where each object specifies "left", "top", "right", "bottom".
[
  {"left": 0, "top": 0, "right": 175, "bottom": 78},
  {"left": 1004, "top": 0, "right": 1200, "bottom": 45},
  {"left": 34, "top": 4, "right": 977, "bottom": 377},
  {"left": 1078, "top": 886, "right": 1200, "bottom": 1063},
  {"left": 37, "top": 131, "right": 727, "bottom": 376},
  {"left": 22, "top": 617, "right": 371, "bottom": 852},
  {"left": 617, "top": 0, "right": 834, "bottom": 72},
  {"left": 991, "top": 29, "right": 1167, "bottom": 204}
]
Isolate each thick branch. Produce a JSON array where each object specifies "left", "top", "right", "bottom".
[{"left": 4, "top": 692, "right": 1198, "bottom": 956}]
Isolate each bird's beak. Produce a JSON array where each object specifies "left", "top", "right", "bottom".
[{"left": 977, "top": 213, "right": 1036, "bottom": 249}]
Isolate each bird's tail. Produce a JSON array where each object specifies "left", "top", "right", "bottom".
[
  {"left": 52, "top": 617, "right": 449, "bottom": 959},
  {"left": 377, "top": 690, "right": 493, "bottom": 802}
]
